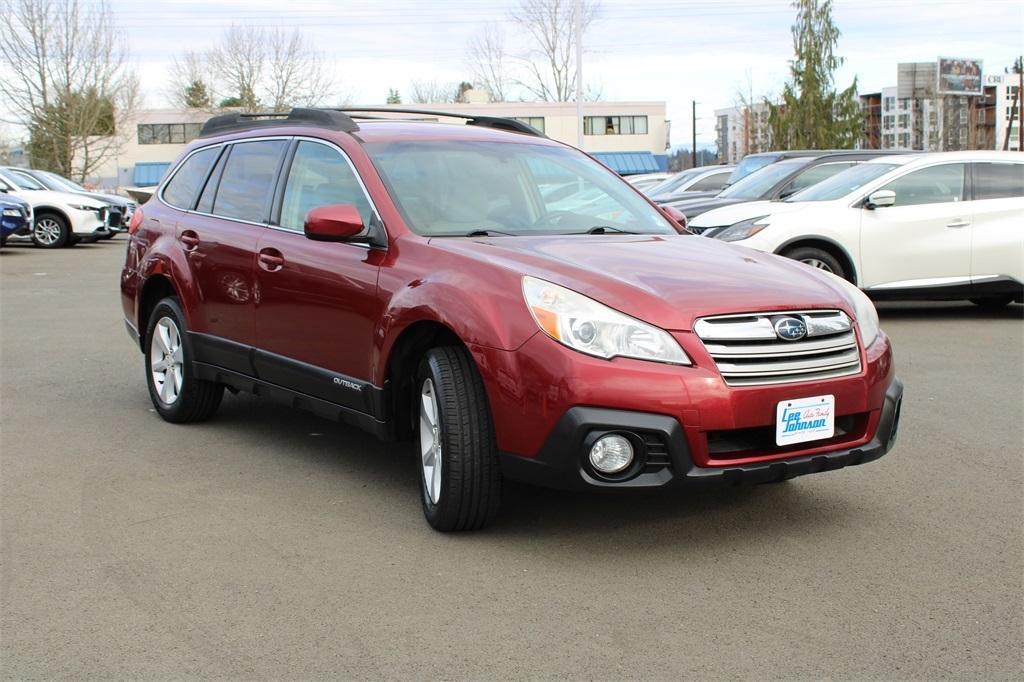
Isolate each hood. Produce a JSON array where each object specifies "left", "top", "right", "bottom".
[
  {"left": 431, "top": 234, "right": 852, "bottom": 331},
  {"left": 0, "top": 195, "right": 30, "bottom": 210},
  {"left": 75, "top": 190, "right": 130, "bottom": 208},
  {"left": 689, "top": 200, "right": 812, "bottom": 229},
  {"left": 653, "top": 190, "right": 719, "bottom": 204},
  {"left": 15, "top": 189, "right": 107, "bottom": 210}
]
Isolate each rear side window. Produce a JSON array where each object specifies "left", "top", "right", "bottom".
[
  {"left": 688, "top": 170, "right": 731, "bottom": 192},
  {"left": 163, "top": 147, "right": 220, "bottom": 209},
  {"left": 212, "top": 140, "right": 287, "bottom": 223},
  {"left": 973, "top": 162, "right": 1024, "bottom": 200},
  {"left": 881, "top": 163, "right": 966, "bottom": 206},
  {"left": 279, "top": 141, "right": 373, "bottom": 231}
]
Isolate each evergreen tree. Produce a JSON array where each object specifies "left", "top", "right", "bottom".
[
  {"left": 183, "top": 80, "right": 212, "bottom": 109},
  {"left": 386, "top": 89, "right": 402, "bottom": 104},
  {"left": 767, "top": 0, "right": 861, "bottom": 149}
]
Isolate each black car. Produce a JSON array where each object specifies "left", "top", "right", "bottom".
[{"left": 664, "top": 151, "right": 906, "bottom": 230}]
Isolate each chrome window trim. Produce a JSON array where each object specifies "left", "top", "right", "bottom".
[{"left": 157, "top": 134, "right": 387, "bottom": 249}]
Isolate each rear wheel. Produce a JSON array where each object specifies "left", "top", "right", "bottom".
[
  {"left": 969, "top": 295, "right": 1013, "bottom": 309},
  {"left": 144, "top": 297, "right": 223, "bottom": 423},
  {"left": 781, "top": 246, "right": 846, "bottom": 281},
  {"left": 416, "top": 346, "right": 501, "bottom": 531},
  {"left": 31, "top": 213, "right": 69, "bottom": 249}
]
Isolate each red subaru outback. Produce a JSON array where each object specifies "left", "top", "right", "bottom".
[{"left": 121, "top": 109, "right": 903, "bottom": 531}]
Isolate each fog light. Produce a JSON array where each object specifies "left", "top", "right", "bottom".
[{"left": 588, "top": 434, "right": 634, "bottom": 474}]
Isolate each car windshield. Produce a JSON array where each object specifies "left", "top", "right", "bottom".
[
  {"left": 365, "top": 140, "right": 677, "bottom": 237},
  {"left": 718, "top": 159, "right": 811, "bottom": 199},
  {"left": 644, "top": 168, "right": 703, "bottom": 199},
  {"left": 42, "top": 171, "right": 86, "bottom": 192},
  {"left": 728, "top": 154, "right": 779, "bottom": 183},
  {"left": 786, "top": 162, "right": 901, "bottom": 202}
]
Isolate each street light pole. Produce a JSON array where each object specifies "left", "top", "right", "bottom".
[
  {"left": 691, "top": 100, "right": 698, "bottom": 168},
  {"left": 575, "top": 0, "right": 584, "bottom": 148}
]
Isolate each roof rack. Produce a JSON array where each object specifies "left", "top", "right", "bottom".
[
  {"left": 198, "top": 108, "right": 359, "bottom": 138},
  {"left": 333, "top": 107, "right": 546, "bottom": 138}
]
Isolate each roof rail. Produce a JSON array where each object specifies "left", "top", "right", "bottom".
[
  {"left": 198, "top": 108, "right": 359, "bottom": 138},
  {"left": 333, "top": 107, "right": 546, "bottom": 138}
]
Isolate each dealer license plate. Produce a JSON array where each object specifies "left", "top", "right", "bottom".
[{"left": 776, "top": 394, "right": 835, "bottom": 446}]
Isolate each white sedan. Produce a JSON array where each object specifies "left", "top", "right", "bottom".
[{"left": 692, "top": 151, "right": 1023, "bottom": 307}]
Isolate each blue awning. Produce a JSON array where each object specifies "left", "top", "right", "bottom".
[
  {"left": 591, "top": 151, "right": 665, "bottom": 175},
  {"left": 133, "top": 162, "right": 171, "bottom": 186}
]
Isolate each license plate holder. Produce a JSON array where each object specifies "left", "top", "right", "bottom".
[{"left": 776, "top": 394, "right": 835, "bottom": 446}]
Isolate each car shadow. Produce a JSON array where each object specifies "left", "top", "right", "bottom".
[
  {"left": 183, "top": 390, "right": 863, "bottom": 546},
  {"left": 876, "top": 301, "right": 1023, "bottom": 320}
]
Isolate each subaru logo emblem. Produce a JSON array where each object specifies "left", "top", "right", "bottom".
[{"left": 774, "top": 317, "right": 807, "bottom": 341}]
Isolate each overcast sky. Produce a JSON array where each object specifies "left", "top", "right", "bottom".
[{"left": 27, "top": 0, "right": 1024, "bottom": 148}]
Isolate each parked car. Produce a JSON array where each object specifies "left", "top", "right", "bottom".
[
  {"left": 676, "top": 151, "right": 907, "bottom": 230},
  {"left": 122, "top": 108, "right": 903, "bottom": 531},
  {"left": 726, "top": 149, "right": 844, "bottom": 185},
  {"left": 624, "top": 172, "right": 672, "bottom": 191},
  {"left": 644, "top": 165, "right": 735, "bottom": 203},
  {"left": 0, "top": 194, "right": 32, "bottom": 247},
  {"left": 4, "top": 167, "right": 134, "bottom": 237},
  {"left": 0, "top": 169, "right": 109, "bottom": 248},
  {"left": 704, "top": 151, "right": 1023, "bottom": 307}
]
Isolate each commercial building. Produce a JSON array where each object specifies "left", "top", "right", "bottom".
[
  {"left": 82, "top": 96, "right": 670, "bottom": 189},
  {"left": 714, "top": 102, "right": 772, "bottom": 164}
]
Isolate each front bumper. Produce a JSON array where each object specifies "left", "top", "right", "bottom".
[{"left": 500, "top": 377, "right": 903, "bottom": 490}]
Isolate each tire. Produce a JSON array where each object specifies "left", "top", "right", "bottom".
[
  {"left": 969, "top": 296, "right": 1013, "bottom": 309},
  {"left": 781, "top": 246, "right": 846, "bottom": 281},
  {"left": 144, "top": 297, "right": 223, "bottom": 423},
  {"left": 416, "top": 346, "right": 501, "bottom": 531},
  {"left": 31, "top": 213, "right": 69, "bottom": 249}
]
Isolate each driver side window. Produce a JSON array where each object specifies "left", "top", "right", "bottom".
[
  {"left": 279, "top": 141, "right": 374, "bottom": 232},
  {"left": 880, "top": 163, "right": 966, "bottom": 206}
]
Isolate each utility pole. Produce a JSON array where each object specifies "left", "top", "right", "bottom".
[
  {"left": 691, "top": 100, "right": 698, "bottom": 168},
  {"left": 575, "top": 0, "right": 584, "bottom": 148},
  {"left": 1003, "top": 57, "right": 1023, "bottom": 151}
]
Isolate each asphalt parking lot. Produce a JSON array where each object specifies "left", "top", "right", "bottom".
[{"left": 1, "top": 239, "right": 1022, "bottom": 679}]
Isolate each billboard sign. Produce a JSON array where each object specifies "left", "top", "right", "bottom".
[{"left": 937, "top": 58, "right": 983, "bottom": 95}]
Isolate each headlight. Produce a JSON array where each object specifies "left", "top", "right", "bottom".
[
  {"left": 67, "top": 203, "right": 99, "bottom": 212},
  {"left": 715, "top": 216, "right": 769, "bottom": 242},
  {"left": 825, "top": 273, "right": 880, "bottom": 346},
  {"left": 2, "top": 208, "right": 20, "bottom": 217},
  {"left": 522, "top": 276, "right": 690, "bottom": 365}
]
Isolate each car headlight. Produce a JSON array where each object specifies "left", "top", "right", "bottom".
[
  {"left": 2, "top": 208, "right": 21, "bottom": 217},
  {"left": 67, "top": 203, "right": 99, "bottom": 212},
  {"left": 715, "top": 216, "right": 770, "bottom": 242},
  {"left": 825, "top": 273, "right": 880, "bottom": 346},
  {"left": 522, "top": 276, "right": 691, "bottom": 365}
]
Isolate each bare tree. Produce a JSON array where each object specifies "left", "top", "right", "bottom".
[
  {"left": 409, "top": 79, "right": 457, "bottom": 104},
  {"left": 467, "top": 24, "right": 511, "bottom": 102},
  {"left": 167, "top": 50, "right": 217, "bottom": 109},
  {"left": 201, "top": 25, "right": 335, "bottom": 112},
  {"left": 0, "top": 0, "right": 138, "bottom": 181},
  {"left": 511, "top": 0, "right": 598, "bottom": 102}
]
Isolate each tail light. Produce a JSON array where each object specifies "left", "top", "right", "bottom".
[{"left": 127, "top": 207, "right": 144, "bottom": 235}]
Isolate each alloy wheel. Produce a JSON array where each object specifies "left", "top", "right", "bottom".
[
  {"left": 419, "top": 378, "right": 443, "bottom": 504},
  {"left": 34, "top": 219, "right": 62, "bottom": 246},
  {"left": 801, "top": 257, "right": 834, "bottom": 273},
  {"left": 150, "top": 316, "right": 184, "bottom": 404}
]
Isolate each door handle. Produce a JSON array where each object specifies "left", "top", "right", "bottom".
[
  {"left": 180, "top": 230, "right": 200, "bottom": 249},
  {"left": 946, "top": 219, "right": 970, "bottom": 229},
  {"left": 258, "top": 248, "right": 285, "bottom": 272}
]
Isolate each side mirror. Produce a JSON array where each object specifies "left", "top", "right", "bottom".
[
  {"left": 662, "top": 205, "right": 691, "bottom": 234},
  {"left": 304, "top": 204, "right": 364, "bottom": 242},
  {"left": 865, "top": 189, "right": 896, "bottom": 210}
]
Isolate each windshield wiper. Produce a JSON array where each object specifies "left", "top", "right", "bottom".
[
  {"left": 465, "top": 228, "right": 516, "bottom": 237},
  {"left": 575, "top": 225, "right": 637, "bottom": 235}
]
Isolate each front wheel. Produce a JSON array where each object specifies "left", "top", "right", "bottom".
[
  {"left": 416, "top": 346, "right": 501, "bottom": 531},
  {"left": 781, "top": 246, "right": 847, "bottom": 281},
  {"left": 31, "top": 214, "right": 69, "bottom": 248},
  {"left": 144, "top": 297, "right": 224, "bottom": 423}
]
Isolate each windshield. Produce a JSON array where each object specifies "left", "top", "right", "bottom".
[
  {"left": 6, "top": 171, "right": 45, "bottom": 190},
  {"left": 644, "top": 168, "right": 703, "bottom": 199},
  {"left": 365, "top": 140, "right": 676, "bottom": 237},
  {"left": 728, "top": 154, "right": 779, "bottom": 183},
  {"left": 786, "top": 163, "right": 900, "bottom": 202},
  {"left": 718, "top": 159, "right": 810, "bottom": 200},
  {"left": 41, "top": 171, "right": 86, "bottom": 192}
]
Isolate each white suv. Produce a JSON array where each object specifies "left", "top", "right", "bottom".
[
  {"left": 0, "top": 169, "right": 109, "bottom": 248},
  {"left": 698, "top": 151, "right": 1023, "bottom": 307}
]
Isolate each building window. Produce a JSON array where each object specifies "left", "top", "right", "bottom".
[
  {"left": 138, "top": 123, "right": 203, "bottom": 145},
  {"left": 898, "top": 114, "right": 910, "bottom": 128},
  {"left": 512, "top": 117, "right": 545, "bottom": 133},
  {"left": 584, "top": 115, "right": 648, "bottom": 136}
]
